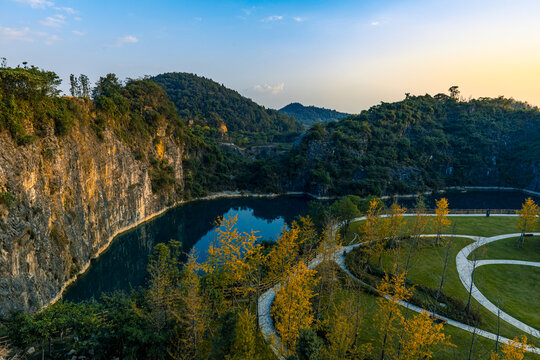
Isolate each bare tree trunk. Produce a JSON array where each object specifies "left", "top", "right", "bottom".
[
  {"left": 495, "top": 298, "right": 501, "bottom": 353},
  {"left": 436, "top": 238, "right": 452, "bottom": 302},
  {"left": 468, "top": 327, "right": 476, "bottom": 360}
]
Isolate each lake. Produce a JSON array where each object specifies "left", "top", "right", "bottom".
[{"left": 63, "top": 189, "right": 539, "bottom": 302}]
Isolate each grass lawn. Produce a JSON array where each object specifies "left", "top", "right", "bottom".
[
  {"left": 475, "top": 265, "right": 540, "bottom": 331},
  {"left": 318, "top": 278, "right": 540, "bottom": 359},
  {"left": 469, "top": 236, "right": 540, "bottom": 262},
  {"left": 345, "top": 216, "right": 524, "bottom": 243},
  {"left": 371, "top": 237, "right": 538, "bottom": 343}
]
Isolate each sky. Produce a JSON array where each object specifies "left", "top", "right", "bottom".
[{"left": 1, "top": 0, "right": 540, "bottom": 113}]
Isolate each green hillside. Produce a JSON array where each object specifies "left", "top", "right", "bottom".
[
  {"left": 151, "top": 73, "right": 304, "bottom": 144},
  {"left": 281, "top": 93, "right": 540, "bottom": 196},
  {"left": 279, "top": 102, "right": 350, "bottom": 126}
]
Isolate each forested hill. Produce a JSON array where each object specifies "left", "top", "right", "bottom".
[
  {"left": 151, "top": 72, "right": 303, "bottom": 144},
  {"left": 278, "top": 102, "right": 350, "bottom": 126},
  {"left": 281, "top": 94, "right": 540, "bottom": 196}
]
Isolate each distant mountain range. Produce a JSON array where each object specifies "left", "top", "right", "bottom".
[{"left": 278, "top": 102, "right": 351, "bottom": 126}]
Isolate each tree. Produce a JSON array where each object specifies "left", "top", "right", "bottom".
[
  {"left": 323, "top": 295, "right": 364, "bottom": 359},
  {"left": 79, "top": 74, "right": 90, "bottom": 98},
  {"left": 491, "top": 335, "right": 528, "bottom": 360},
  {"left": 168, "top": 252, "right": 206, "bottom": 360},
  {"left": 296, "top": 328, "right": 324, "bottom": 360},
  {"left": 315, "top": 219, "right": 341, "bottom": 319},
  {"left": 434, "top": 198, "right": 451, "bottom": 245},
  {"left": 374, "top": 270, "right": 413, "bottom": 360},
  {"left": 203, "top": 214, "right": 261, "bottom": 306},
  {"left": 145, "top": 240, "right": 181, "bottom": 332},
  {"left": 398, "top": 310, "right": 453, "bottom": 359},
  {"left": 1, "top": 57, "right": 7, "bottom": 68},
  {"left": 229, "top": 309, "right": 257, "bottom": 360},
  {"left": 449, "top": 86, "right": 460, "bottom": 100},
  {"left": 329, "top": 196, "right": 361, "bottom": 235},
  {"left": 93, "top": 73, "right": 121, "bottom": 98},
  {"left": 362, "top": 199, "right": 386, "bottom": 268},
  {"left": 405, "top": 196, "right": 430, "bottom": 273},
  {"left": 272, "top": 261, "right": 319, "bottom": 356},
  {"left": 385, "top": 203, "right": 406, "bottom": 271},
  {"left": 516, "top": 198, "right": 539, "bottom": 248}
]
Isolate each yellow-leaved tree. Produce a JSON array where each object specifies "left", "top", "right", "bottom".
[
  {"left": 169, "top": 252, "right": 207, "bottom": 360},
  {"left": 434, "top": 198, "right": 451, "bottom": 245},
  {"left": 203, "top": 214, "right": 261, "bottom": 306},
  {"left": 384, "top": 203, "right": 406, "bottom": 271},
  {"left": 405, "top": 196, "right": 430, "bottom": 273},
  {"left": 491, "top": 335, "right": 528, "bottom": 360},
  {"left": 516, "top": 198, "right": 539, "bottom": 248},
  {"left": 272, "top": 261, "right": 319, "bottom": 356},
  {"left": 374, "top": 270, "right": 413, "bottom": 360},
  {"left": 363, "top": 199, "right": 386, "bottom": 268},
  {"left": 266, "top": 226, "right": 301, "bottom": 282},
  {"left": 323, "top": 294, "right": 365, "bottom": 359},
  {"left": 228, "top": 309, "right": 257, "bottom": 360},
  {"left": 398, "top": 310, "right": 453, "bottom": 359}
]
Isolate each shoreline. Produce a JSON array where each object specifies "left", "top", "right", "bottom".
[
  {"left": 43, "top": 185, "right": 538, "bottom": 311},
  {"left": 44, "top": 190, "right": 330, "bottom": 310}
]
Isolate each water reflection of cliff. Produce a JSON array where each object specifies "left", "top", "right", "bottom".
[{"left": 63, "top": 196, "right": 311, "bottom": 302}]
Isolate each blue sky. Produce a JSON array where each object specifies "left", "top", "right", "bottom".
[{"left": 1, "top": 0, "right": 540, "bottom": 113}]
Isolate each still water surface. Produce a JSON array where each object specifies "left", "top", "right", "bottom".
[{"left": 63, "top": 190, "right": 539, "bottom": 302}]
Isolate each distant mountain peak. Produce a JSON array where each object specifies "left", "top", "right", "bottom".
[{"left": 278, "top": 102, "right": 350, "bottom": 126}]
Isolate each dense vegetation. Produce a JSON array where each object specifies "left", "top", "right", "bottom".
[
  {"left": 2, "top": 197, "right": 538, "bottom": 359},
  {"left": 281, "top": 92, "right": 540, "bottom": 196},
  {"left": 151, "top": 73, "right": 304, "bottom": 145},
  {"left": 278, "top": 102, "right": 350, "bottom": 126}
]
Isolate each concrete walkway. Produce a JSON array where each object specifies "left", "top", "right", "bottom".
[
  {"left": 455, "top": 232, "right": 540, "bottom": 339},
  {"left": 257, "top": 221, "right": 540, "bottom": 357}
]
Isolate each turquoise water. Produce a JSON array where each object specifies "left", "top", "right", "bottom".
[{"left": 63, "top": 195, "right": 311, "bottom": 302}]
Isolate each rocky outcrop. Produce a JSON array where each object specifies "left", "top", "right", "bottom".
[{"left": 0, "top": 121, "right": 184, "bottom": 315}]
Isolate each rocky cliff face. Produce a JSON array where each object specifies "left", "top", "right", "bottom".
[{"left": 0, "top": 121, "right": 184, "bottom": 316}]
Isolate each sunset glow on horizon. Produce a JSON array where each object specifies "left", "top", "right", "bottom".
[{"left": 1, "top": 0, "right": 539, "bottom": 113}]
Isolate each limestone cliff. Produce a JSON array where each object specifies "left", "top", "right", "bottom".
[{"left": 0, "top": 119, "right": 184, "bottom": 316}]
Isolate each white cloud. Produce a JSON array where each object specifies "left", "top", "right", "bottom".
[
  {"left": 261, "top": 15, "right": 283, "bottom": 22},
  {"left": 0, "top": 26, "right": 59, "bottom": 45},
  {"left": 39, "top": 14, "right": 66, "bottom": 27},
  {"left": 55, "top": 6, "right": 77, "bottom": 14},
  {"left": 194, "top": 17, "right": 202, "bottom": 22},
  {"left": 293, "top": 17, "right": 305, "bottom": 22},
  {"left": 74, "top": 16, "right": 82, "bottom": 21},
  {"left": 44, "top": 34, "right": 60, "bottom": 45},
  {"left": 116, "top": 35, "right": 138, "bottom": 46},
  {"left": 253, "top": 83, "right": 285, "bottom": 95},
  {"left": 370, "top": 21, "right": 380, "bottom": 26},
  {"left": 0, "top": 26, "right": 33, "bottom": 42},
  {"left": 72, "top": 30, "right": 86, "bottom": 36},
  {"left": 14, "top": 0, "right": 54, "bottom": 8},
  {"left": 242, "top": 7, "right": 255, "bottom": 16}
]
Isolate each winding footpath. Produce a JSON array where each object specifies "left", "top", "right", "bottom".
[
  {"left": 455, "top": 232, "right": 540, "bottom": 339},
  {"left": 258, "top": 214, "right": 540, "bottom": 357}
]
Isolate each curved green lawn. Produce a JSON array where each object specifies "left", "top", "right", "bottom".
[
  {"left": 475, "top": 264, "right": 540, "bottom": 331},
  {"left": 346, "top": 216, "right": 523, "bottom": 243},
  {"left": 469, "top": 236, "right": 540, "bottom": 262}
]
